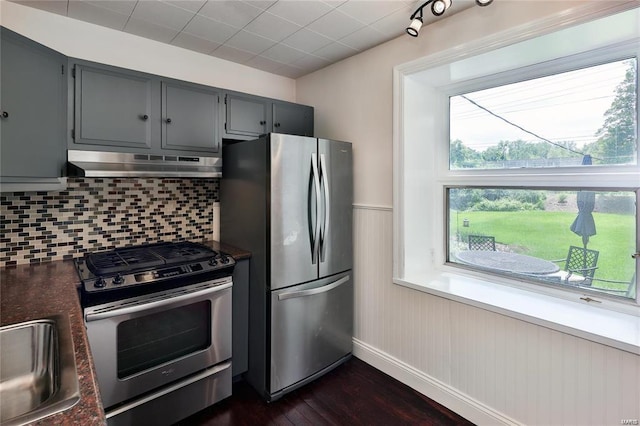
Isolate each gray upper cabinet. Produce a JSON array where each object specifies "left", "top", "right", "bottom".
[
  {"left": 223, "top": 91, "right": 314, "bottom": 141},
  {"left": 162, "top": 81, "right": 221, "bottom": 153},
  {"left": 223, "top": 93, "right": 268, "bottom": 139},
  {"left": 272, "top": 101, "right": 314, "bottom": 137},
  {"left": 1, "top": 28, "right": 67, "bottom": 182},
  {"left": 69, "top": 60, "right": 221, "bottom": 157},
  {"left": 73, "top": 64, "right": 153, "bottom": 149}
]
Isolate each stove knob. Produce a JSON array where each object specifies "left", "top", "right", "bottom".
[
  {"left": 208, "top": 258, "right": 218, "bottom": 266},
  {"left": 94, "top": 277, "right": 107, "bottom": 288},
  {"left": 220, "top": 255, "right": 230, "bottom": 264},
  {"left": 112, "top": 274, "right": 124, "bottom": 285}
]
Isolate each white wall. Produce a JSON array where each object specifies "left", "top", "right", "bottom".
[
  {"left": 0, "top": 0, "right": 295, "bottom": 101},
  {"left": 298, "top": 1, "right": 640, "bottom": 424}
]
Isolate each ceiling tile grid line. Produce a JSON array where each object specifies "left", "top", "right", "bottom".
[{"left": 8, "top": 0, "right": 477, "bottom": 77}]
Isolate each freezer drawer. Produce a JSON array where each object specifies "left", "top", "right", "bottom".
[{"left": 270, "top": 271, "right": 353, "bottom": 394}]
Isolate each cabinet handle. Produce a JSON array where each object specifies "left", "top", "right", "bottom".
[
  {"left": 166, "top": 118, "right": 172, "bottom": 123},
  {"left": 1, "top": 111, "right": 8, "bottom": 118},
  {"left": 274, "top": 122, "right": 280, "bottom": 128},
  {"left": 142, "top": 114, "right": 149, "bottom": 120},
  {"left": 260, "top": 120, "right": 266, "bottom": 125}
]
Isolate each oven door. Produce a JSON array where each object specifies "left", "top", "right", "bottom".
[{"left": 84, "top": 277, "right": 232, "bottom": 409}]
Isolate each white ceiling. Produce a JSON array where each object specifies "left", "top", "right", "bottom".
[{"left": 10, "top": 0, "right": 475, "bottom": 78}]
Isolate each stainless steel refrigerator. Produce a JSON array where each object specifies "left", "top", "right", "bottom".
[{"left": 220, "top": 133, "right": 353, "bottom": 401}]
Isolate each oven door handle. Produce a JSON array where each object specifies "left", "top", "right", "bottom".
[{"left": 85, "top": 281, "right": 232, "bottom": 322}]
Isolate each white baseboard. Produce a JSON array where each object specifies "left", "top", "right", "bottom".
[{"left": 352, "top": 338, "right": 521, "bottom": 426}]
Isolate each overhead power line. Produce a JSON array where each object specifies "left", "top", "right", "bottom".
[{"left": 460, "top": 95, "right": 601, "bottom": 161}]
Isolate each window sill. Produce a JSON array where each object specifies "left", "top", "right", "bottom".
[{"left": 394, "top": 271, "right": 640, "bottom": 355}]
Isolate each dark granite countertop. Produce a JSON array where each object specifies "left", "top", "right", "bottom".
[
  {"left": 0, "top": 259, "right": 106, "bottom": 426},
  {"left": 0, "top": 239, "right": 249, "bottom": 426},
  {"left": 203, "top": 239, "right": 251, "bottom": 261}
]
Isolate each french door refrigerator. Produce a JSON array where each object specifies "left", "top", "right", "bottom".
[{"left": 220, "top": 133, "right": 353, "bottom": 401}]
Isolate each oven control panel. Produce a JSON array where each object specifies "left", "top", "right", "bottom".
[{"left": 135, "top": 263, "right": 204, "bottom": 282}]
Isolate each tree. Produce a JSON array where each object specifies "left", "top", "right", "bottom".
[
  {"left": 450, "top": 139, "right": 481, "bottom": 168},
  {"left": 590, "top": 60, "right": 637, "bottom": 164}
]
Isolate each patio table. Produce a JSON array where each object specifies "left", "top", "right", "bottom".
[{"left": 455, "top": 251, "right": 560, "bottom": 275}]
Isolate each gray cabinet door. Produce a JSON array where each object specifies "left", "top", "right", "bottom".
[
  {"left": 318, "top": 139, "right": 353, "bottom": 278},
  {"left": 162, "top": 81, "right": 221, "bottom": 153},
  {"left": 74, "top": 64, "right": 152, "bottom": 149},
  {"left": 272, "top": 102, "right": 314, "bottom": 137},
  {"left": 269, "top": 134, "right": 318, "bottom": 290},
  {"left": 224, "top": 93, "right": 268, "bottom": 139},
  {"left": 232, "top": 258, "right": 249, "bottom": 377},
  {"left": 1, "top": 29, "right": 66, "bottom": 179}
]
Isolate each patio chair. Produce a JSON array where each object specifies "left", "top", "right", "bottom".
[
  {"left": 588, "top": 274, "right": 636, "bottom": 298},
  {"left": 468, "top": 235, "right": 496, "bottom": 251},
  {"left": 550, "top": 245, "right": 599, "bottom": 285}
]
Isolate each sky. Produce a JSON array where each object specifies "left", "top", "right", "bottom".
[{"left": 449, "top": 59, "right": 633, "bottom": 153}]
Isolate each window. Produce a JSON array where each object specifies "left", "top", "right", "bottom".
[{"left": 395, "top": 8, "right": 639, "bottom": 307}]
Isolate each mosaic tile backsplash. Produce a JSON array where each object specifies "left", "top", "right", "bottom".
[{"left": 0, "top": 178, "right": 219, "bottom": 267}]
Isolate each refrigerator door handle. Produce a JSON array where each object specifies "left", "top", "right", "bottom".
[
  {"left": 277, "top": 275, "right": 350, "bottom": 300},
  {"left": 319, "top": 153, "right": 330, "bottom": 262},
  {"left": 310, "top": 153, "right": 321, "bottom": 264}
]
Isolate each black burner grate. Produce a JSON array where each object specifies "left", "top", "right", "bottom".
[
  {"left": 150, "top": 242, "right": 215, "bottom": 264},
  {"left": 85, "top": 242, "right": 215, "bottom": 276}
]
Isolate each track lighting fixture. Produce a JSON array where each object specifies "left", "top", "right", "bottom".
[{"left": 406, "top": 0, "right": 494, "bottom": 37}]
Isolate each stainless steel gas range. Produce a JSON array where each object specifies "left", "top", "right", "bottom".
[{"left": 76, "top": 241, "right": 235, "bottom": 426}]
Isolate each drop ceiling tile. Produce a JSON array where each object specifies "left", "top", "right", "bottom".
[
  {"left": 243, "top": 11, "right": 302, "bottom": 42},
  {"left": 290, "top": 53, "right": 331, "bottom": 71},
  {"left": 164, "top": 0, "right": 207, "bottom": 13},
  {"left": 273, "top": 64, "right": 307, "bottom": 79},
  {"left": 124, "top": 18, "right": 181, "bottom": 44},
  {"left": 11, "top": 0, "right": 68, "bottom": 16},
  {"left": 197, "top": 1, "right": 263, "bottom": 28},
  {"left": 171, "top": 31, "right": 221, "bottom": 54},
  {"left": 224, "top": 30, "right": 276, "bottom": 54},
  {"left": 337, "top": 0, "right": 407, "bottom": 25},
  {"left": 267, "top": 1, "right": 332, "bottom": 27},
  {"left": 131, "top": 1, "right": 196, "bottom": 31},
  {"left": 259, "top": 43, "right": 305, "bottom": 64},
  {"left": 210, "top": 45, "right": 256, "bottom": 64},
  {"left": 182, "top": 14, "right": 239, "bottom": 43},
  {"left": 307, "top": 8, "right": 365, "bottom": 41},
  {"left": 320, "top": 0, "right": 347, "bottom": 9},
  {"left": 84, "top": 1, "right": 137, "bottom": 16},
  {"left": 312, "top": 41, "right": 358, "bottom": 62},
  {"left": 281, "top": 28, "right": 333, "bottom": 52},
  {"left": 339, "top": 25, "right": 390, "bottom": 51},
  {"left": 67, "top": 1, "right": 131, "bottom": 31},
  {"left": 370, "top": 4, "right": 414, "bottom": 36},
  {"left": 245, "top": 55, "right": 285, "bottom": 74},
  {"left": 240, "top": 0, "right": 277, "bottom": 11}
]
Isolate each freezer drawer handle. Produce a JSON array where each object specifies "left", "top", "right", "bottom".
[{"left": 278, "top": 275, "right": 350, "bottom": 301}]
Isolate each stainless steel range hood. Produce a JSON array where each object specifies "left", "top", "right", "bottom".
[{"left": 67, "top": 150, "right": 222, "bottom": 178}]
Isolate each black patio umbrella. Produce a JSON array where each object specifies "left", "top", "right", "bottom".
[{"left": 569, "top": 155, "right": 596, "bottom": 249}]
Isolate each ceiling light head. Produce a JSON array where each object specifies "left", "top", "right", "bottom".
[
  {"left": 407, "top": 0, "right": 494, "bottom": 38},
  {"left": 406, "top": 16, "right": 423, "bottom": 37},
  {"left": 431, "top": 0, "right": 451, "bottom": 17}
]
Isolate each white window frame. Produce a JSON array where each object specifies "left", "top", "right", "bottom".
[{"left": 393, "top": 6, "right": 640, "bottom": 353}]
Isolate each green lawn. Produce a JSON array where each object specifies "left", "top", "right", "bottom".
[{"left": 450, "top": 210, "right": 635, "bottom": 286}]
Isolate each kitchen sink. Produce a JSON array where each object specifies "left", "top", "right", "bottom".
[{"left": 0, "top": 315, "right": 80, "bottom": 425}]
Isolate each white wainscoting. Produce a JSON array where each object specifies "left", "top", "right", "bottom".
[{"left": 352, "top": 205, "right": 640, "bottom": 426}]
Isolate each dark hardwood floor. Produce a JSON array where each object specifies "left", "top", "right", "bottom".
[{"left": 176, "top": 358, "right": 474, "bottom": 426}]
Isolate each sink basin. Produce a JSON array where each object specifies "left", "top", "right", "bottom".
[{"left": 0, "top": 315, "right": 80, "bottom": 425}]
